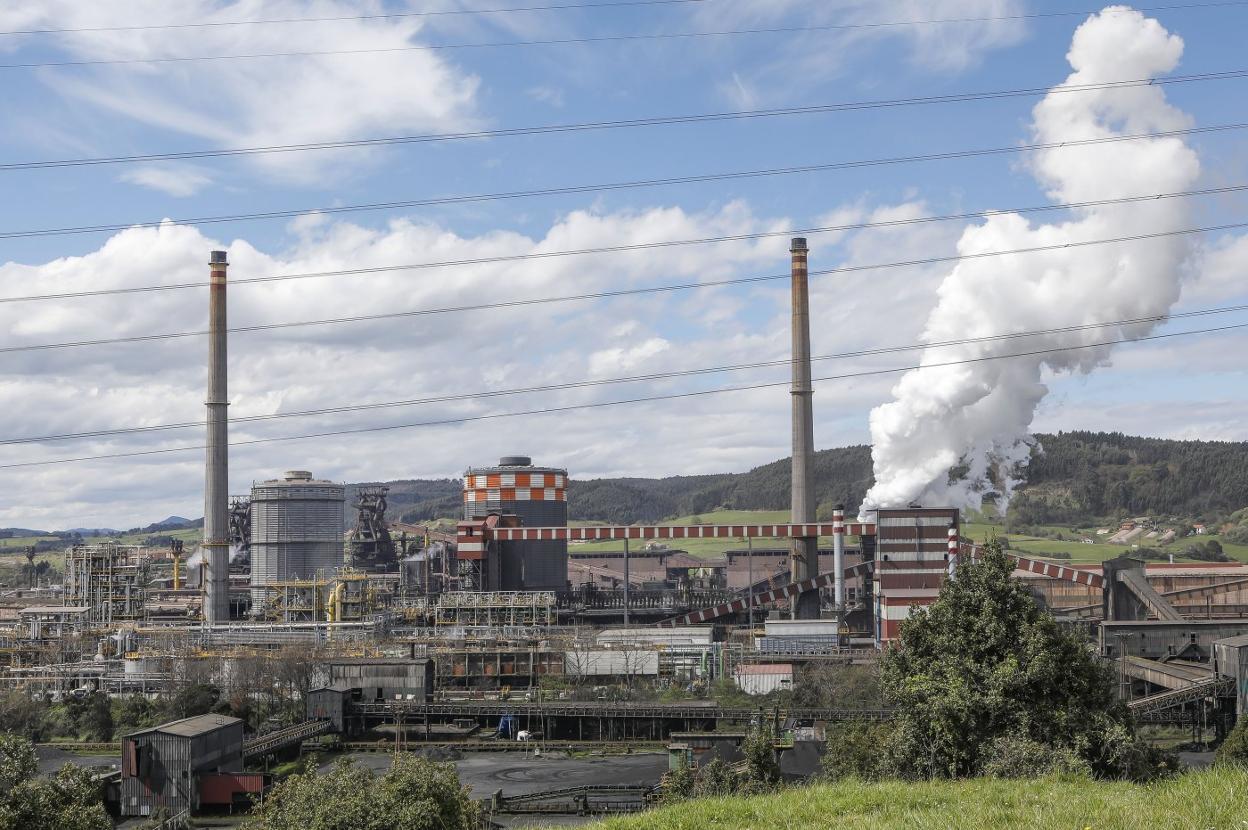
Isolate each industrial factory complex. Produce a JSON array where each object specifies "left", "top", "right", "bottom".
[{"left": 4, "top": 241, "right": 1248, "bottom": 821}]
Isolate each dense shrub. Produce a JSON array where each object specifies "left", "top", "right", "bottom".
[
  {"left": 881, "top": 542, "right": 1173, "bottom": 782},
  {"left": 1216, "top": 718, "right": 1248, "bottom": 767},
  {"left": 819, "top": 722, "right": 893, "bottom": 781},
  {"left": 245, "top": 755, "right": 478, "bottom": 830},
  {"left": 980, "top": 734, "right": 1090, "bottom": 778}
]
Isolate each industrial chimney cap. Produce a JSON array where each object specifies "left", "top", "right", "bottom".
[
  {"left": 283, "top": 470, "right": 313, "bottom": 481},
  {"left": 498, "top": 455, "right": 532, "bottom": 467},
  {"left": 210, "top": 250, "right": 229, "bottom": 264},
  {"left": 790, "top": 237, "right": 808, "bottom": 252}
]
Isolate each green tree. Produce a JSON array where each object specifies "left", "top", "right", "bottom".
[
  {"left": 114, "top": 695, "right": 161, "bottom": 738},
  {"left": 0, "top": 733, "right": 35, "bottom": 796},
  {"left": 880, "top": 541, "right": 1168, "bottom": 780},
  {"left": 741, "top": 726, "right": 781, "bottom": 792},
  {"left": 246, "top": 755, "right": 478, "bottom": 830},
  {"left": 0, "top": 693, "right": 48, "bottom": 742},
  {"left": 64, "top": 693, "right": 112, "bottom": 742},
  {"left": 979, "top": 733, "right": 1090, "bottom": 778},
  {"left": 819, "top": 721, "right": 892, "bottom": 781},
  {"left": 691, "top": 758, "right": 735, "bottom": 798},
  {"left": 659, "top": 759, "right": 695, "bottom": 804},
  {"left": 0, "top": 734, "right": 110, "bottom": 830},
  {"left": 1215, "top": 717, "right": 1248, "bottom": 767},
  {"left": 165, "top": 683, "right": 220, "bottom": 720}
]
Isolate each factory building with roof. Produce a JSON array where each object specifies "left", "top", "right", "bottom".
[{"left": 120, "top": 713, "right": 263, "bottom": 819}]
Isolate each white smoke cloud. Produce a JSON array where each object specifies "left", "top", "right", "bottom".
[{"left": 860, "top": 6, "right": 1199, "bottom": 517}]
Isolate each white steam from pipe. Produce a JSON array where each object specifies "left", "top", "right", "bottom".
[{"left": 860, "top": 6, "right": 1198, "bottom": 518}]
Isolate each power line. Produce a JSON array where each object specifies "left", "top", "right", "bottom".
[
  {"left": 3, "top": 2, "right": 1247, "bottom": 64},
  {"left": 2, "top": 1, "right": 1245, "bottom": 38},
  {"left": 3, "top": 320, "right": 1242, "bottom": 470},
  {"left": 5, "top": 217, "right": 1246, "bottom": 353},
  {"left": 3, "top": 69, "right": 1244, "bottom": 172},
  {"left": 4, "top": 121, "right": 1244, "bottom": 243},
  {"left": 0, "top": 1, "right": 714, "bottom": 36},
  {"left": 7, "top": 301, "right": 1247, "bottom": 447}
]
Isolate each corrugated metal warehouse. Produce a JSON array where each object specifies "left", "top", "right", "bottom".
[
  {"left": 120, "top": 714, "right": 245, "bottom": 818},
  {"left": 326, "top": 657, "right": 434, "bottom": 701}
]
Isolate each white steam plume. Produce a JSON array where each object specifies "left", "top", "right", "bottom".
[{"left": 860, "top": 6, "right": 1198, "bottom": 517}]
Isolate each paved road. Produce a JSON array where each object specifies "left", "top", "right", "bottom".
[{"left": 35, "top": 747, "right": 117, "bottom": 775}]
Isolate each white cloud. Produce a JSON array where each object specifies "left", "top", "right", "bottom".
[
  {"left": 1, "top": 0, "right": 482, "bottom": 183},
  {"left": 1182, "top": 231, "right": 1248, "bottom": 305},
  {"left": 119, "top": 164, "right": 213, "bottom": 197},
  {"left": 695, "top": 0, "right": 1027, "bottom": 103},
  {"left": 1, "top": 186, "right": 1241, "bottom": 530},
  {"left": 0, "top": 201, "right": 804, "bottom": 528},
  {"left": 526, "top": 86, "right": 565, "bottom": 108}
]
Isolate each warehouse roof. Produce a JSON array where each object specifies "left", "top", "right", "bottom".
[
  {"left": 128, "top": 714, "right": 242, "bottom": 739},
  {"left": 1216, "top": 634, "right": 1248, "bottom": 647}
]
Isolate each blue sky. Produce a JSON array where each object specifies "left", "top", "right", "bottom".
[{"left": 0, "top": 1, "right": 1245, "bottom": 528}]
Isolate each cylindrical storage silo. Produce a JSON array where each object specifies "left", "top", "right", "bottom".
[
  {"left": 463, "top": 456, "right": 567, "bottom": 591},
  {"left": 250, "top": 471, "right": 345, "bottom": 606}
]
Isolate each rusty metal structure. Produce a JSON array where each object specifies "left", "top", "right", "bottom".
[{"left": 347, "top": 485, "right": 397, "bottom": 569}]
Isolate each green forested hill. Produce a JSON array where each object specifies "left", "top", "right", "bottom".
[
  {"left": 382, "top": 432, "right": 1248, "bottom": 526},
  {"left": 1011, "top": 431, "right": 1248, "bottom": 524}
]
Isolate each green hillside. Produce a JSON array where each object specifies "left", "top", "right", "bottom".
[
  {"left": 15, "top": 432, "right": 1248, "bottom": 541},
  {"left": 394, "top": 432, "right": 1248, "bottom": 529},
  {"left": 585, "top": 768, "right": 1248, "bottom": 830}
]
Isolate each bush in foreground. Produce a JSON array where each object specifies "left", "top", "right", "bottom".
[
  {"left": 1216, "top": 717, "right": 1248, "bottom": 767},
  {"left": 244, "top": 755, "right": 478, "bottom": 830},
  {"left": 0, "top": 733, "right": 110, "bottom": 830},
  {"left": 881, "top": 541, "right": 1172, "bottom": 780}
]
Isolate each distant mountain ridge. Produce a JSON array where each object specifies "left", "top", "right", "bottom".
[
  {"left": 28, "top": 431, "right": 1248, "bottom": 533},
  {"left": 381, "top": 432, "right": 1248, "bottom": 527}
]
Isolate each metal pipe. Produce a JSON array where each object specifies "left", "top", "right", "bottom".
[
  {"left": 788, "top": 237, "right": 818, "bottom": 619},
  {"left": 203, "top": 250, "right": 231, "bottom": 625}
]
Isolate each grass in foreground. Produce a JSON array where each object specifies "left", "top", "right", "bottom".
[{"left": 584, "top": 768, "right": 1248, "bottom": 830}]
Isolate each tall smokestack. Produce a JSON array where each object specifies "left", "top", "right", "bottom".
[
  {"left": 203, "top": 250, "right": 230, "bottom": 625},
  {"left": 789, "top": 237, "right": 818, "bottom": 619}
]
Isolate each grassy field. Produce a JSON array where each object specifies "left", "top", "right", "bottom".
[
  {"left": 584, "top": 768, "right": 1248, "bottom": 830},
  {"left": 962, "top": 519, "right": 1248, "bottom": 564},
  {"left": 570, "top": 510, "right": 830, "bottom": 559}
]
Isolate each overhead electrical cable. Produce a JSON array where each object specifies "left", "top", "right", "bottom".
[
  {"left": 0, "top": 1, "right": 1243, "bottom": 37},
  {"left": 7, "top": 301, "right": 1248, "bottom": 446},
  {"left": 0, "top": 0, "right": 716, "bottom": 35},
  {"left": 2, "top": 321, "right": 1242, "bottom": 470},
  {"left": 2, "top": 69, "right": 1245, "bottom": 172},
  {"left": 3, "top": 2, "right": 1247, "bottom": 64},
  {"left": 2, "top": 219, "right": 1245, "bottom": 341},
  {"left": 3, "top": 122, "right": 1244, "bottom": 243}
]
